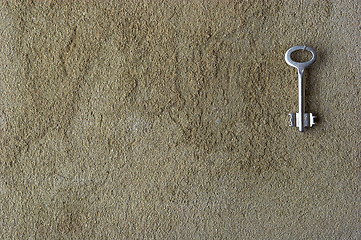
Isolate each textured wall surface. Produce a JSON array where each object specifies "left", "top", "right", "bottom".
[{"left": 0, "top": 0, "right": 360, "bottom": 239}]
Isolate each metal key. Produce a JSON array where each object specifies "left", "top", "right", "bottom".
[{"left": 285, "top": 45, "right": 317, "bottom": 132}]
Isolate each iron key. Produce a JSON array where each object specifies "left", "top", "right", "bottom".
[{"left": 285, "top": 45, "right": 317, "bottom": 132}]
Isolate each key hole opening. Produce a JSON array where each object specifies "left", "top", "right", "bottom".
[{"left": 290, "top": 50, "right": 313, "bottom": 63}]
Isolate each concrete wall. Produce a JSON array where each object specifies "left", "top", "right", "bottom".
[{"left": 0, "top": 1, "right": 359, "bottom": 239}]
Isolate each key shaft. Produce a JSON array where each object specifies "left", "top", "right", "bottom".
[{"left": 298, "top": 69, "right": 305, "bottom": 132}]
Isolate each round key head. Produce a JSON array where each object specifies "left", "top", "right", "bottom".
[{"left": 285, "top": 45, "right": 316, "bottom": 70}]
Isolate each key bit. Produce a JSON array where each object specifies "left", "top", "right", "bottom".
[
  {"left": 289, "top": 113, "right": 316, "bottom": 128},
  {"left": 285, "top": 45, "right": 317, "bottom": 132}
]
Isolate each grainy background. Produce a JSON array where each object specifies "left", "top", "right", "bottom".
[{"left": 0, "top": 0, "right": 360, "bottom": 239}]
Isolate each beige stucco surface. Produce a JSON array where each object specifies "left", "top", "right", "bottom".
[{"left": 0, "top": 1, "right": 360, "bottom": 239}]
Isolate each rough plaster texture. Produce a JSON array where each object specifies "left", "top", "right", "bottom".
[{"left": 0, "top": 0, "right": 360, "bottom": 239}]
